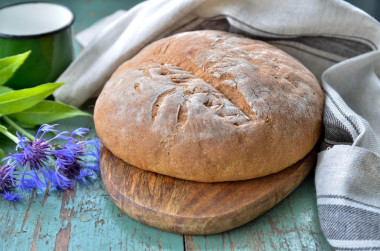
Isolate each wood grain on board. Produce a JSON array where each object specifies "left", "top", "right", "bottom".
[{"left": 101, "top": 147, "right": 315, "bottom": 235}]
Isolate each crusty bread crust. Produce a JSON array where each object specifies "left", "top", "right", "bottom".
[{"left": 94, "top": 30, "right": 324, "bottom": 182}]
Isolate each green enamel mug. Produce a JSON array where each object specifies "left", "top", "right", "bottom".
[{"left": 0, "top": 2, "right": 75, "bottom": 89}]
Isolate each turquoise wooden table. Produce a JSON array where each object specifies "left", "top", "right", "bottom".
[{"left": 0, "top": 0, "right": 333, "bottom": 250}]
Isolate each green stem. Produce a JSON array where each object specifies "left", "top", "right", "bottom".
[
  {"left": 0, "top": 124, "right": 19, "bottom": 144},
  {"left": 3, "top": 115, "right": 35, "bottom": 141}
]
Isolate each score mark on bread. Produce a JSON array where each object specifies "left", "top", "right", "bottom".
[{"left": 145, "top": 63, "right": 252, "bottom": 128}]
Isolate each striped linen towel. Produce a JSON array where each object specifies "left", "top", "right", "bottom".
[{"left": 54, "top": 0, "right": 380, "bottom": 249}]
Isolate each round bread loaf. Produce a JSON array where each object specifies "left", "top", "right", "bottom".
[{"left": 94, "top": 30, "right": 324, "bottom": 182}]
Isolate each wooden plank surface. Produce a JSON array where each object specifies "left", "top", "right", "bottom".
[
  {"left": 0, "top": 114, "right": 184, "bottom": 251},
  {"left": 184, "top": 174, "right": 333, "bottom": 250},
  {"left": 0, "top": 0, "right": 332, "bottom": 250}
]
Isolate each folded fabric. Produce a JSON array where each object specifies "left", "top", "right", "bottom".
[
  {"left": 317, "top": 50, "right": 380, "bottom": 249},
  {"left": 55, "top": 0, "right": 380, "bottom": 249}
]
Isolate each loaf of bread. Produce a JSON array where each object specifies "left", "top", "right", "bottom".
[{"left": 94, "top": 30, "right": 324, "bottom": 182}]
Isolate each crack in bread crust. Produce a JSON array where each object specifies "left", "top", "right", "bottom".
[
  {"left": 151, "top": 88, "right": 176, "bottom": 121},
  {"left": 176, "top": 100, "right": 188, "bottom": 129},
  {"left": 133, "top": 82, "right": 142, "bottom": 94}
]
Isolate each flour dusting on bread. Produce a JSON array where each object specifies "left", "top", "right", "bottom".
[{"left": 94, "top": 30, "right": 324, "bottom": 182}]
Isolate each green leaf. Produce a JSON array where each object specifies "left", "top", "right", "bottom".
[
  {"left": 0, "top": 86, "right": 13, "bottom": 95},
  {"left": 0, "top": 82, "right": 64, "bottom": 115},
  {"left": 9, "top": 100, "right": 91, "bottom": 125},
  {"left": 0, "top": 51, "right": 31, "bottom": 85}
]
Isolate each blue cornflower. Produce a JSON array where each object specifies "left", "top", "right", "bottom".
[
  {"left": 7, "top": 125, "right": 70, "bottom": 189},
  {"left": 14, "top": 133, "right": 50, "bottom": 171},
  {"left": 11, "top": 124, "right": 65, "bottom": 172},
  {"left": 0, "top": 164, "right": 16, "bottom": 200},
  {"left": 51, "top": 129, "right": 100, "bottom": 189},
  {"left": 0, "top": 162, "right": 36, "bottom": 201},
  {"left": 9, "top": 133, "right": 51, "bottom": 191},
  {"left": 1, "top": 124, "right": 100, "bottom": 201}
]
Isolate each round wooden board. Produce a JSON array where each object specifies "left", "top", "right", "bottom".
[{"left": 100, "top": 148, "right": 315, "bottom": 235}]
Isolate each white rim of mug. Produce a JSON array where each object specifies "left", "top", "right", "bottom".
[{"left": 0, "top": 1, "right": 75, "bottom": 39}]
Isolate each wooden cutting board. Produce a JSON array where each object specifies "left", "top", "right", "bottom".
[{"left": 100, "top": 148, "right": 315, "bottom": 235}]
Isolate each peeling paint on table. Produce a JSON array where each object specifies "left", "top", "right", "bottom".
[
  {"left": 0, "top": 0, "right": 332, "bottom": 250},
  {"left": 0, "top": 114, "right": 184, "bottom": 250}
]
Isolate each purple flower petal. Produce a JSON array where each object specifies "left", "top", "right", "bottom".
[
  {"left": 36, "top": 124, "right": 60, "bottom": 139},
  {"left": 0, "top": 164, "right": 14, "bottom": 194},
  {"left": 1, "top": 191, "right": 20, "bottom": 202},
  {"left": 71, "top": 128, "right": 89, "bottom": 138}
]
